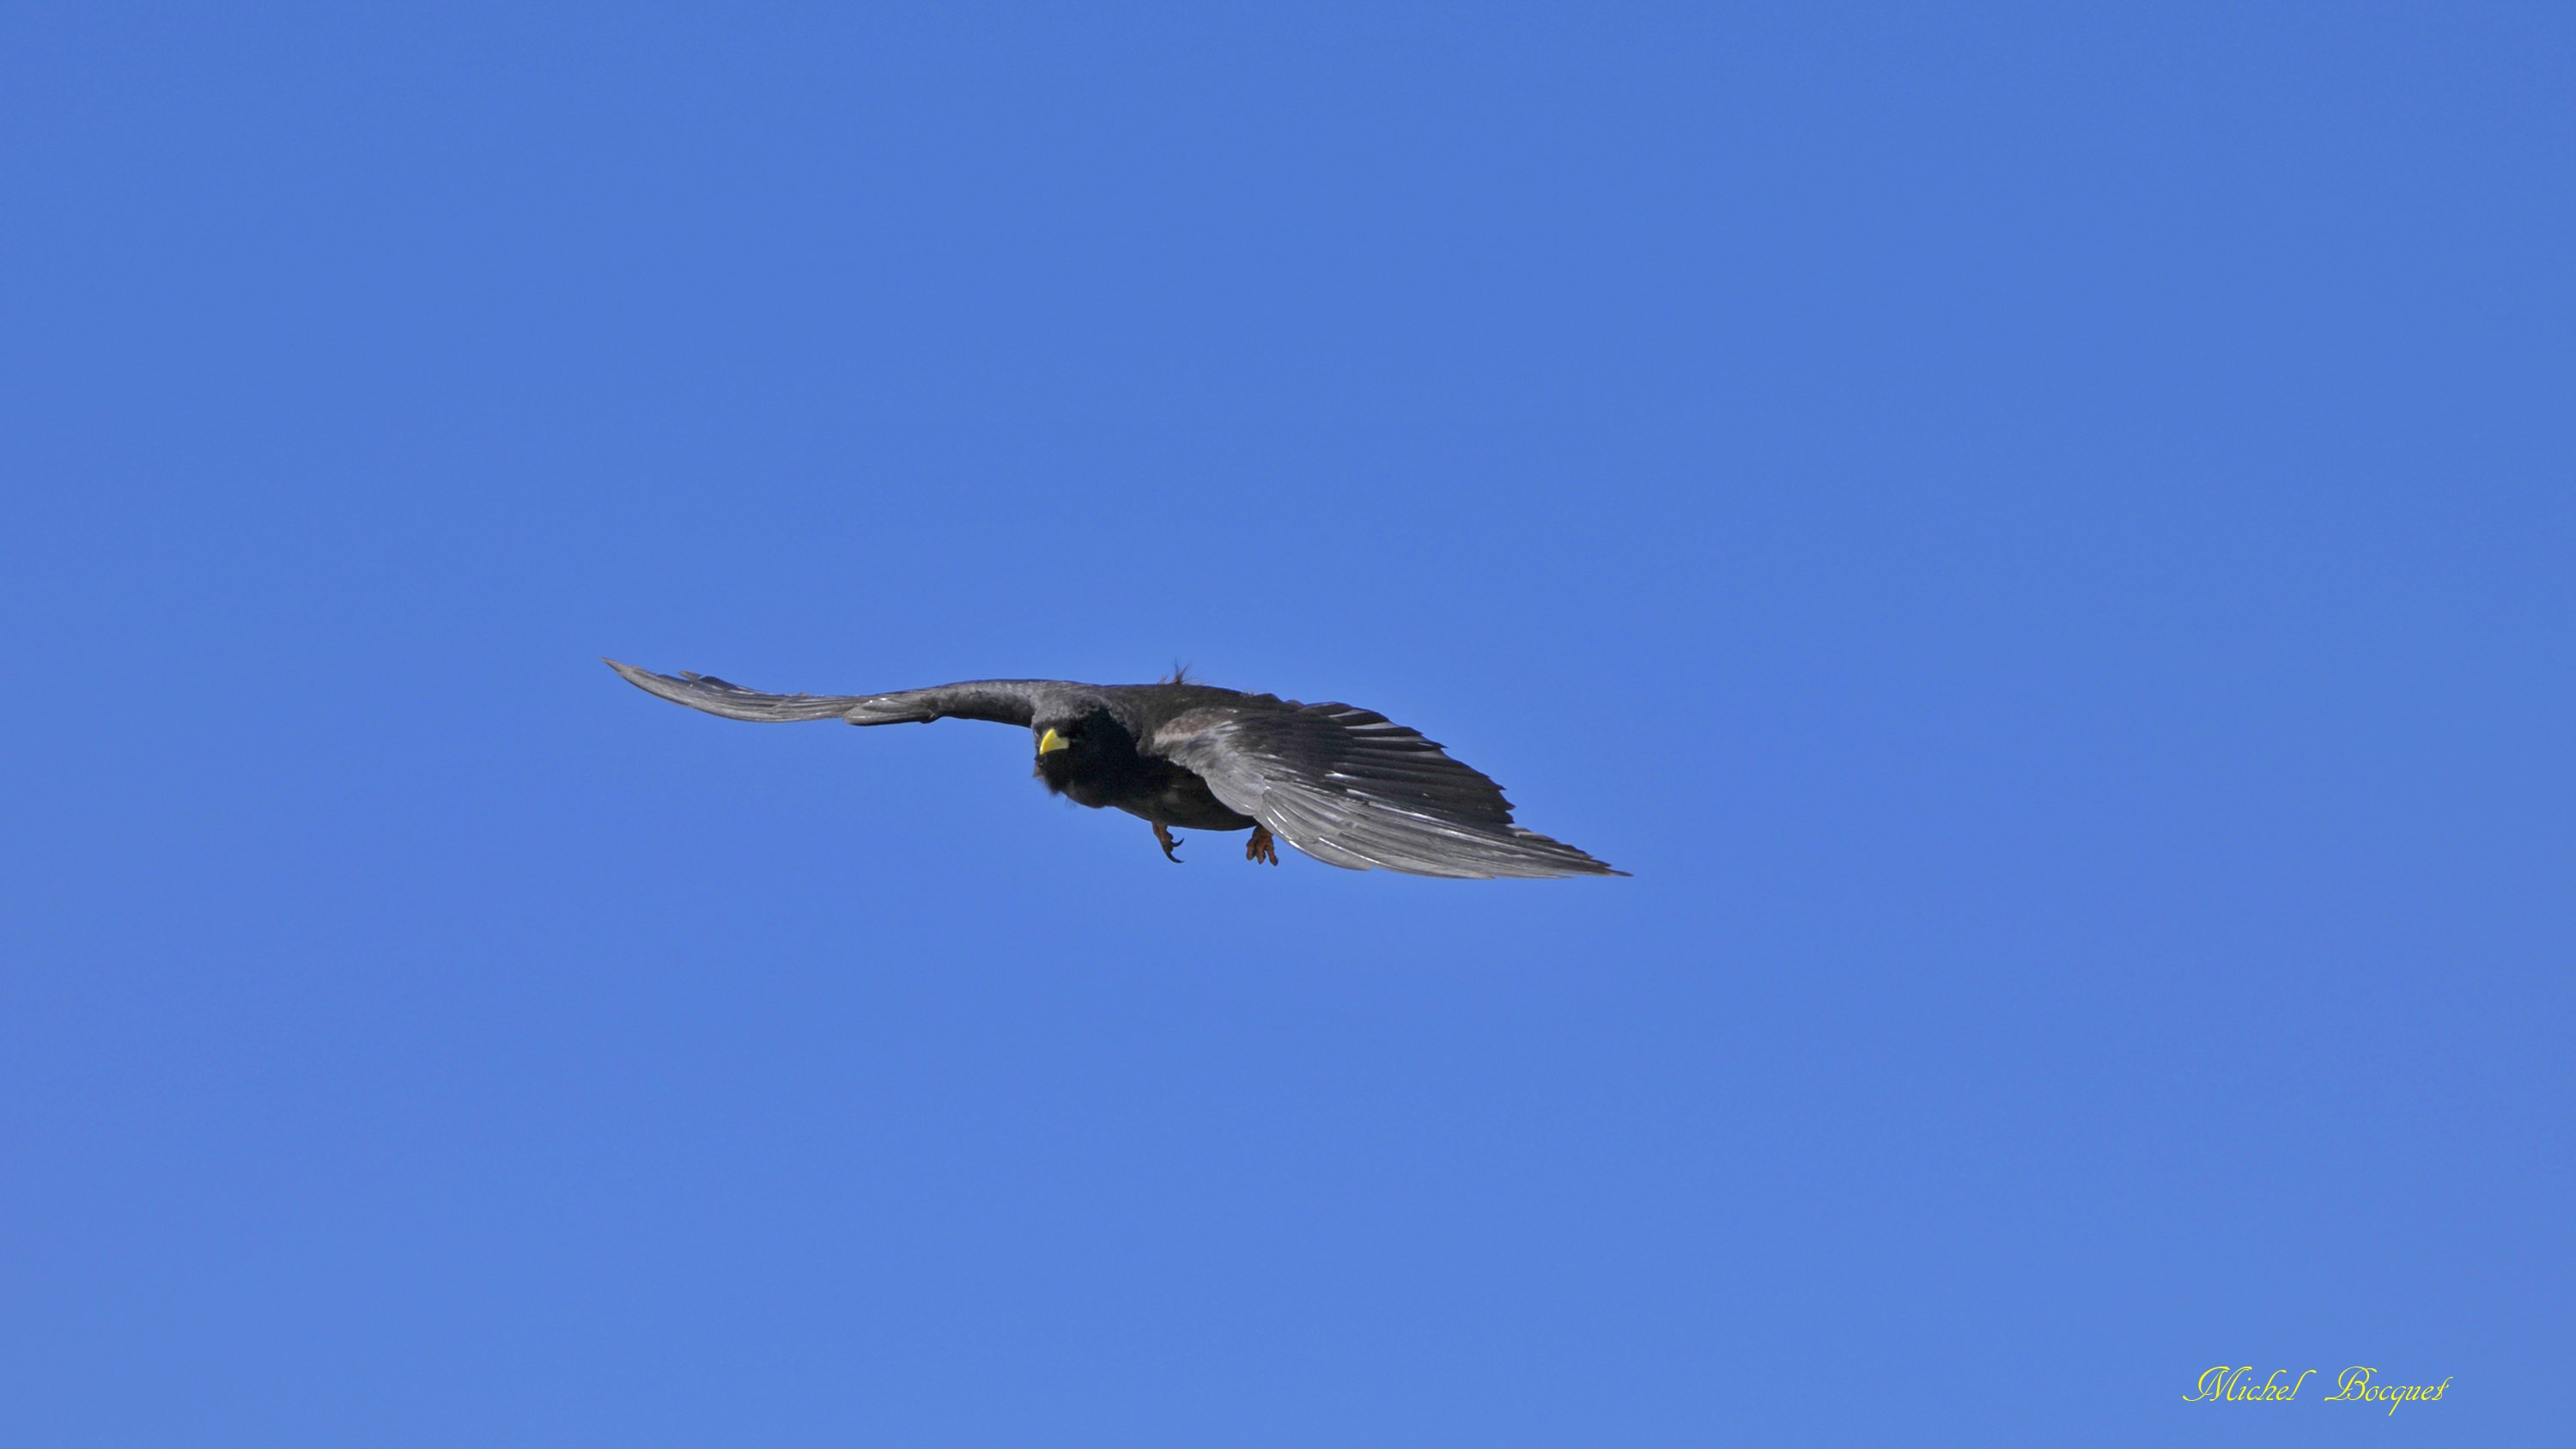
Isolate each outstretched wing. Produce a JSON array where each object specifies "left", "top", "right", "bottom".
[
  {"left": 604, "top": 659, "right": 1060, "bottom": 726},
  {"left": 1151, "top": 702, "right": 1624, "bottom": 879}
]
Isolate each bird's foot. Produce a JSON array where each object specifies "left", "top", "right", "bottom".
[
  {"left": 1246, "top": 824, "right": 1279, "bottom": 866},
  {"left": 1152, "top": 822, "right": 1184, "bottom": 863}
]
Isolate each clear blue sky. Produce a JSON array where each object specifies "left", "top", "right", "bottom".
[{"left": 3, "top": 3, "right": 2568, "bottom": 1444}]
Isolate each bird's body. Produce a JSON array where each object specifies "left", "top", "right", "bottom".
[
  {"left": 1025, "top": 684, "right": 1259, "bottom": 831},
  {"left": 605, "top": 661, "right": 1623, "bottom": 879}
]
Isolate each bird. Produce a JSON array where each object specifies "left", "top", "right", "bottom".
[{"left": 605, "top": 659, "right": 1624, "bottom": 879}]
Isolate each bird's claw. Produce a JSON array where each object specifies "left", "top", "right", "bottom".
[
  {"left": 1246, "top": 824, "right": 1279, "bottom": 866},
  {"left": 1152, "top": 822, "right": 1184, "bottom": 863}
]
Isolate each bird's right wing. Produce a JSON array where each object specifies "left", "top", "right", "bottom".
[
  {"left": 605, "top": 660, "right": 1055, "bottom": 726},
  {"left": 1151, "top": 701, "right": 1625, "bottom": 879}
]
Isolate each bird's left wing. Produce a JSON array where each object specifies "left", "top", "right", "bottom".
[
  {"left": 1151, "top": 701, "right": 1625, "bottom": 879},
  {"left": 605, "top": 660, "right": 1054, "bottom": 726}
]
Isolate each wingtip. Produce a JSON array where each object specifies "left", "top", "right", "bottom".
[
  {"left": 602, "top": 658, "right": 665, "bottom": 692},
  {"left": 1558, "top": 855, "right": 1628, "bottom": 878}
]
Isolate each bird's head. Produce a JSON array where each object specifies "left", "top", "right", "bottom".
[{"left": 1030, "top": 708, "right": 1131, "bottom": 792}]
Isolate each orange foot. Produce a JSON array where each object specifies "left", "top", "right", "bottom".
[
  {"left": 1245, "top": 823, "right": 1279, "bottom": 866},
  {"left": 1152, "top": 821, "right": 1184, "bottom": 863}
]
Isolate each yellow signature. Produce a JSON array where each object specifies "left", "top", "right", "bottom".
[{"left": 2185, "top": 1366, "right": 2451, "bottom": 1415}]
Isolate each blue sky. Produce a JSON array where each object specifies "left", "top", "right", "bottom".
[{"left": 3, "top": 3, "right": 2569, "bottom": 1443}]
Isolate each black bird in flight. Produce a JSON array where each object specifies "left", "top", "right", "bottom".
[{"left": 606, "top": 661, "right": 1624, "bottom": 879}]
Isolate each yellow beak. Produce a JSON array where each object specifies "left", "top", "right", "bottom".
[{"left": 1037, "top": 728, "right": 1071, "bottom": 755}]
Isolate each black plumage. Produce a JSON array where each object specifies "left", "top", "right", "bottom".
[{"left": 605, "top": 660, "right": 1623, "bottom": 879}]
